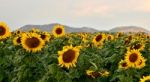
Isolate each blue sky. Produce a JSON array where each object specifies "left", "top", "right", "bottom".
[{"left": 0, "top": 0, "right": 150, "bottom": 31}]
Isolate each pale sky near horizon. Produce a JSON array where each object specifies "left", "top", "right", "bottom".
[{"left": 0, "top": 0, "right": 150, "bottom": 31}]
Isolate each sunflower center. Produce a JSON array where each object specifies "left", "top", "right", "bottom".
[
  {"left": 41, "top": 34, "right": 46, "bottom": 40},
  {"left": 0, "top": 26, "right": 6, "bottom": 35},
  {"left": 95, "top": 34, "right": 102, "bottom": 42},
  {"left": 124, "top": 39, "right": 130, "bottom": 45},
  {"left": 122, "top": 62, "right": 127, "bottom": 67},
  {"left": 128, "top": 36, "right": 132, "bottom": 40},
  {"left": 118, "top": 33, "right": 122, "bottom": 37},
  {"left": 17, "top": 31, "right": 20, "bottom": 34},
  {"left": 25, "top": 37, "right": 40, "bottom": 48},
  {"left": 17, "top": 37, "right": 21, "bottom": 43},
  {"left": 62, "top": 49, "right": 75, "bottom": 63},
  {"left": 56, "top": 28, "right": 62, "bottom": 34},
  {"left": 108, "top": 36, "right": 111, "bottom": 40},
  {"left": 134, "top": 44, "right": 141, "bottom": 49},
  {"left": 145, "top": 80, "right": 150, "bottom": 82},
  {"left": 129, "top": 53, "right": 138, "bottom": 62},
  {"left": 91, "top": 72, "right": 100, "bottom": 78}
]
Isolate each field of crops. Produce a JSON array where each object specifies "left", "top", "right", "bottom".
[{"left": 0, "top": 22, "right": 150, "bottom": 82}]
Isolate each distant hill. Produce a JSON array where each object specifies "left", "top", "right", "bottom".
[
  {"left": 19, "top": 23, "right": 99, "bottom": 33},
  {"left": 19, "top": 23, "right": 150, "bottom": 33},
  {"left": 110, "top": 26, "right": 150, "bottom": 33}
]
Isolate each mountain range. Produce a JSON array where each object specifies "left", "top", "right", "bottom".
[
  {"left": 20, "top": 23, "right": 98, "bottom": 33},
  {"left": 19, "top": 23, "right": 150, "bottom": 33}
]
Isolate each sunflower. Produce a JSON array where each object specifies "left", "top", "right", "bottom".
[
  {"left": 16, "top": 30, "right": 21, "bottom": 34},
  {"left": 40, "top": 32, "right": 50, "bottom": 42},
  {"left": 86, "top": 70, "right": 101, "bottom": 78},
  {"left": 13, "top": 36, "right": 21, "bottom": 45},
  {"left": 30, "top": 28, "right": 40, "bottom": 33},
  {"left": 128, "top": 35, "right": 133, "bottom": 41},
  {"left": 0, "top": 22, "right": 11, "bottom": 40},
  {"left": 52, "top": 24, "right": 65, "bottom": 37},
  {"left": 124, "top": 39, "right": 131, "bottom": 45},
  {"left": 140, "top": 75, "right": 150, "bottom": 82},
  {"left": 21, "top": 33, "right": 45, "bottom": 53},
  {"left": 128, "top": 43, "right": 145, "bottom": 51},
  {"left": 135, "top": 57, "right": 146, "bottom": 69},
  {"left": 92, "top": 33, "right": 106, "bottom": 46},
  {"left": 99, "top": 70, "right": 110, "bottom": 77},
  {"left": 133, "top": 43, "right": 145, "bottom": 51},
  {"left": 14, "top": 29, "right": 22, "bottom": 35},
  {"left": 146, "top": 34, "right": 150, "bottom": 39},
  {"left": 79, "top": 33, "right": 88, "bottom": 43},
  {"left": 58, "top": 45, "right": 80, "bottom": 69},
  {"left": 106, "top": 34, "right": 114, "bottom": 41},
  {"left": 116, "top": 32, "right": 123, "bottom": 38},
  {"left": 118, "top": 60, "right": 129, "bottom": 69},
  {"left": 125, "top": 50, "right": 142, "bottom": 67}
]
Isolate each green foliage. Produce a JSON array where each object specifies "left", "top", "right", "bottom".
[{"left": 0, "top": 32, "right": 150, "bottom": 82}]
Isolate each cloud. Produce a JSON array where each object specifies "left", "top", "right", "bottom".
[
  {"left": 136, "top": 0, "right": 150, "bottom": 12},
  {"left": 109, "top": 0, "right": 150, "bottom": 13},
  {"left": 70, "top": 0, "right": 150, "bottom": 17},
  {"left": 72, "top": 1, "right": 111, "bottom": 16}
]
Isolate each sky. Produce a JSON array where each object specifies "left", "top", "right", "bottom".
[{"left": 0, "top": 0, "right": 150, "bottom": 31}]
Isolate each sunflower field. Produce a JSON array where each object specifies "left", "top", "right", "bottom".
[{"left": 0, "top": 22, "right": 150, "bottom": 82}]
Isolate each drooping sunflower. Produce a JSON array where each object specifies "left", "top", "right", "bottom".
[
  {"left": 13, "top": 36, "right": 21, "bottom": 46},
  {"left": 118, "top": 60, "right": 129, "bottom": 69},
  {"left": 140, "top": 75, "right": 150, "bottom": 82},
  {"left": 52, "top": 24, "right": 65, "bottom": 37},
  {"left": 21, "top": 33, "right": 45, "bottom": 53},
  {"left": 86, "top": 70, "right": 101, "bottom": 78},
  {"left": 92, "top": 33, "right": 106, "bottom": 46},
  {"left": 58, "top": 45, "right": 80, "bottom": 69},
  {"left": 125, "top": 50, "right": 142, "bottom": 67},
  {"left": 40, "top": 32, "right": 50, "bottom": 42},
  {"left": 0, "top": 22, "right": 11, "bottom": 40},
  {"left": 135, "top": 57, "right": 146, "bottom": 69}
]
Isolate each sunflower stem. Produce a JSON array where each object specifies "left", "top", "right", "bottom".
[{"left": 90, "top": 61, "right": 98, "bottom": 70}]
